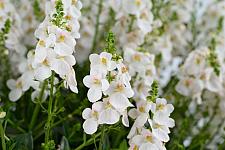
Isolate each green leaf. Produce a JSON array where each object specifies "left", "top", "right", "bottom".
[
  {"left": 13, "top": 133, "right": 33, "bottom": 150},
  {"left": 118, "top": 140, "right": 128, "bottom": 150},
  {"left": 60, "top": 136, "right": 70, "bottom": 150}
]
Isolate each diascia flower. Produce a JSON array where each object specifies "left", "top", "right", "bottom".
[
  {"left": 82, "top": 51, "right": 134, "bottom": 134},
  {"left": 31, "top": 0, "right": 82, "bottom": 93},
  {"left": 82, "top": 101, "right": 103, "bottom": 135},
  {"left": 83, "top": 69, "right": 109, "bottom": 102},
  {"left": 89, "top": 52, "right": 117, "bottom": 76}
]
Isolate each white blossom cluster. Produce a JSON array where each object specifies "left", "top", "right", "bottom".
[
  {"left": 7, "top": 0, "right": 82, "bottom": 101},
  {"left": 123, "top": 47, "right": 175, "bottom": 149},
  {"left": 109, "top": 0, "right": 157, "bottom": 49},
  {"left": 128, "top": 98, "right": 174, "bottom": 150},
  {"left": 0, "top": 0, "right": 27, "bottom": 74},
  {"left": 176, "top": 47, "right": 223, "bottom": 104},
  {"left": 82, "top": 51, "right": 134, "bottom": 134}
]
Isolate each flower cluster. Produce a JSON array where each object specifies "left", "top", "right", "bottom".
[
  {"left": 82, "top": 51, "right": 134, "bottom": 134},
  {"left": 124, "top": 47, "right": 156, "bottom": 100},
  {"left": 176, "top": 47, "right": 223, "bottom": 104},
  {"left": 109, "top": 0, "right": 157, "bottom": 49},
  {"left": 127, "top": 82, "right": 175, "bottom": 150},
  {"left": 7, "top": 0, "right": 82, "bottom": 101}
]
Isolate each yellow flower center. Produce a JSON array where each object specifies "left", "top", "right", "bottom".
[
  {"left": 195, "top": 57, "right": 201, "bottom": 65},
  {"left": 16, "top": 81, "right": 23, "bottom": 88},
  {"left": 65, "top": 15, "right": 72, "bottom": 20},
  {"left": 42, "top": 59, "right": 49, "bottom": 66},
  {"left": 153, "top": 123, "right": 162, "bottom": 129},
  {"left": 39, "top": 40, "right": 46, "bottom": 47},
  {"left": 133, "top": 54, "right": 141, "bottom": 62},
  {"left": 0, "top": 2, "right": 4, "bottom": 9},
  {"left": 58, "top": 35, "right": 65, "bottom": 42},
  {"left": 92, "top": 111, "right": 98, "bottom": 118},
  {"left": 121, "top": 66, "right": 128, "bottom": 73},
  {"left": 184, "top": 79, "right": 191, "bottom": 87},
  {"left": 156, "top": 104, "right": 165, "bottom": 111},
  {"left": 93, "top": 78, "right": 101, "bottom": 85},
  {"left": 101, "top": 57, "right": 107, "bottom": 65},
  {"left": 139, "top": 106, "right": 145, "bottom": 113},
  {"left": 135, "top": 0, "right": 141, "bottom": 6},
  {"left": 115, "top": 84, "right": 124, "bottom": 92},
  {"left": 146, "top": 69, "right": 152, "bottom": 76},
  {"left": 146, "top": 135, "right": 153, "bottom": 142},
  {"left": 72, "top": 0, "right": 77, "bottom": 5},
  {"left": 133, "top": 145, "right": 138, "bottom": 150},
  {"left": 105, "top": 101, "right": 112, "bottom": 109}
]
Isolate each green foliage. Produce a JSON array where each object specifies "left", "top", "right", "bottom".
[
  {"left": 51, "top": 0, "right": 66, "bottom": 28},
  {"left": 33, "top": 0, "right": 44, "bottom": 21},
  {"left": 147, "top": 80, "right": 159, "bottom": 102},
  {"left": 104, "top": 31, "right": 117, "bottom": 54},
  {"left": 0, "top": 19, "right": 11, "bottom": 46},
  {"left": 208, "top": 38, "right": 220, "bottom": 76}
]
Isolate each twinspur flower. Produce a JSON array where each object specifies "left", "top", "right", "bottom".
[
  {"left": 82, "top": 43, "right": 134, "bottom": 134},
  {"left": 32, "top": 0, "right": 82, "bottom": 93}
]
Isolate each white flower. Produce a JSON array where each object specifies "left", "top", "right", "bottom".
[
  {"left": 83, "top": 70, "right": 109, "bottom": 102},
  {"left": 136, "top": 10, "right": 153, "bottom": 34},
  {"left": 33, "top": 48, "right": 54, "bottom": 81},
  {"left": 98, "top": 98, "right": 120, "bottom": 125},
  {"left": 63, "top": 69, "right": 78, "bottom": 93},
  {"left": 129, "top": 100, "right": 152, "bottom": 127},
  {"left": 7, "top": 74, "right": 39, "bottom": 102},
  {"left": 129, "top": 128, "right": 166, "bottom": 150},
  {"left": 48, "top": 26, "right": 76, "bottom": 56},
  {"left": 89, "top": 52, "right": 116, "bottom": 76},
  {"left": 82, "top": 102, "right": 103, "bottom": 134},
  {"left": 149, "top": 118, "right": 174, "bottom": 143},
  {"left": 175, "top": 76, "right": 204, "bottom": 97},
  {"left": 104, "top": 81, "right": 134, "bottom": 111},
  {"left": 0, "top": 112, "right": 6, "bottom": 119}
]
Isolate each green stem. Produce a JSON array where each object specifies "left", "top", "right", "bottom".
[
  {"left": 45, "top": 72, "right": 55, "bottom": 144},
  {"left": 74, "top": 132, "right": 102, "bottom": 150},
  {"left": 29, "top": 81, "right": 47, "bottom": 131},
  {"left": 91, "top": 0, "right": 103, "bottom": 53},
  {"left": 99, "top": 125, "right": 105, "bottom": 150},
  {"left": 0, "top": 122, "right": 6, "bottom": 150},
  {"left": 7, "top": 119, "right": 26, "bottom": 133}
]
